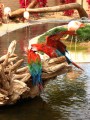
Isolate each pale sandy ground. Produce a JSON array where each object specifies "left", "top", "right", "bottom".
[{"left": 0, "top": 11, "right": 80, "bottom": 37}]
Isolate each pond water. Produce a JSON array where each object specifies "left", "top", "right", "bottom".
[{"left": 0, "top": 22, "right": 90, "bottom": 120}]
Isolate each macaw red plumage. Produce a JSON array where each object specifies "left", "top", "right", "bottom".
[
  {"left": 45, "top": 30, "right": 76, "bottom": 41},
  {"left": 31, "top": 43, "right": 63, "bottom": 58},
  {"left": 31, "top": 42, "right": 83, "bottom": 71},
  {"left": 45, "top": 30, "right": 77, "bottom": 55},
  {"left": 45, "top": 34, "right": 83, "bottom": 71},
  {"left": 27, "top": 49, "right": 43, "bottom": 90},
  {"left": 46, "top": 36, "right": 67, "bottom": 55}
]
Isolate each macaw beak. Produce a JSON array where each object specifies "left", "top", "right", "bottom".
[{"left": 31, "top": 46, "right": 37, "bottom": 52}]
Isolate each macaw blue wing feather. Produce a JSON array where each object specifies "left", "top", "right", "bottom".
[{"left": 27, "top": 49, "right": 43, "bottom": 91}]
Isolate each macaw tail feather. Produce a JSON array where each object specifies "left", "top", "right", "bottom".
[
  {"left": 31, "top": 74, "right": 43, "bottom": 91},
  {"left": 66, "top": 56, "right": 84, "bottom": 71},
  {"left": 32, "top": 76, "right": 36, "bottom": 86},
  {"left": 71, "top": 61, "right": 84, "bottom": 71}
]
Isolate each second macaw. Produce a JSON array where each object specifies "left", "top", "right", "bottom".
[
  {"left": 46, "top": 36, "right": 68, "bottom": 55},
  {"left": 45, "top": 33, "right": 83, "bottom": 71},
  {"left": 27, "top": 49, "right": 43, "bottom": 91}
]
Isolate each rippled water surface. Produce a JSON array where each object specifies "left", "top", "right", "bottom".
[{"left": 0, "top": 22, "right": 90, "bottom": 120}]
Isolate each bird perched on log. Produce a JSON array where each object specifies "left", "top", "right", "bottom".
[
  {"left": 31, "top": 43, "right": 83, "bottom": 71},
  {"left": 31, "top": 43, "right": 63, "bottom": 58},
  {"left": 45, "top": 32, "right": 83, "bottom": 71},
  {"left": 27, "top": 49, "right": 43, "bottom": 91}
]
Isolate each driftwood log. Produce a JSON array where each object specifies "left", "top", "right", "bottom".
[
  {"left": 9, "top": 3, "right": 88, "bottom": 19},
  {"left": 0, "top": 40, "right": 72, "bottom": 105}
]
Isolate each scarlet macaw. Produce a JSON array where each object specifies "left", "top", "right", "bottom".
[
  {"left": 31, "top": 43, "right": 83, "bottom": 71},
  {"left": 27, "top": 49, "right": 43, "bottom": 91},
  {"left": 31, "top": 43, "right": 63, "bottom": 58},
  {"left": 46, "top": 36, "right": 68, "bottom": 55}
]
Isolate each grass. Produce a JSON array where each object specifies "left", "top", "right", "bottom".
[{"left": 76, "top": 24, "right": 90, "bottom": 41}]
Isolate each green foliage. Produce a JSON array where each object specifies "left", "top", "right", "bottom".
[
  {"left": 63, "top": 24, "right": 90, "bottom": 42},
  {"left": 76, "top": 24, "right": 90, "bottom": 41},
  {"left": 38, "top": 27, "right": 67, "bottom": 43}
]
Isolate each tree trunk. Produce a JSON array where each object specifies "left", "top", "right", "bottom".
[{"left": 9, "top": 3, "right": 88, "bottom": 18}]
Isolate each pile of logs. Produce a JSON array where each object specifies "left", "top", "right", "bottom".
[{"left": 0, "top": 40, "right": 72, "bottom": 105}]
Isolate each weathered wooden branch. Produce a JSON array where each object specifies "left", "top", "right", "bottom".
[
  {"left": 9, "top": 3, "right": 88, "bottom": 19},
  {"left": 0, "top": 40, "right": 72, "bottom": 105}
]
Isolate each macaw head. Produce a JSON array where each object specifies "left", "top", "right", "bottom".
[
  {"left": 31, "top": 44, "right": 38, "bottom": 52},
  {"left": 31, "top": 44, "right": 50, "bottom": 60},
  {"left": 31, "top": 44, "right": 44, "bottom": 52}
]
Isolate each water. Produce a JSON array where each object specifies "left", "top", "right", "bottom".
[
  {"left": 0, "top": 22, "right": 90, "bottom": 120},
  {"left": 41, "top": 63, "right": 90, "bottom": 120}
]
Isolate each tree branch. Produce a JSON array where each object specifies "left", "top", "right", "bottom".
[{"left": 9, "top": 3, "right": 88, "bottom": 18}]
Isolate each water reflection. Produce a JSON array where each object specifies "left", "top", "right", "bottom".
[
  {"left": 41, "top": 63, "right": 90, "bottom": 120},
  {"left": 0, "top": 97, "right": 53, "bottom": 120},
  {"left": 70, "top": 51, "right": 90, "bottom": 62},
  {"left": 0, "top": 23, "right": 62, "bottom": 57},
  {"left": 0, "top": 23, "right": 90, "bottom": 120}
]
